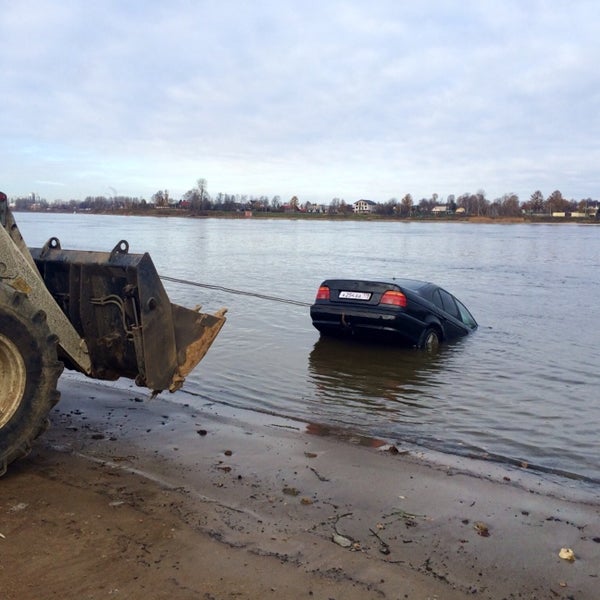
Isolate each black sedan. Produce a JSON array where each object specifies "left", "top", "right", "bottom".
[{"left": 310, "top": 278, "right": 477, "bottom": 349}]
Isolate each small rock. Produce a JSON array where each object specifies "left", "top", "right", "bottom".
[
  {"left": 332, "top": 534, "right": 352, "bottom": 548},
  {"left": 474, "top": 522, "right": 490, "bottom": 537}
]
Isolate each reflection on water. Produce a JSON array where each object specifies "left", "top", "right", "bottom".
[{"left": 308, "top": 336, "right": 445, "bottom": 413}]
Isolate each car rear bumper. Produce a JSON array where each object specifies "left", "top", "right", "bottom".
[{"left": 310, "top": 304, "right": 425, "bottom": 346}]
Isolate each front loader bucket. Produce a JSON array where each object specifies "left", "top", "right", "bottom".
[
  {"left": 169, "top": 303, "right": 226, "bottom": 391},
  {"left": 30, "top": 239, "right": 226, "bottom": 393}
]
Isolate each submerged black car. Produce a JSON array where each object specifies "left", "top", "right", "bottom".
[{"left": 310, "top": 278, "right": 477, "bottom": 349}]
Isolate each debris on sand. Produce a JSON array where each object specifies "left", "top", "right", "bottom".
[{"left": 558, "top": 547, "right": 575, "bottom": 562}]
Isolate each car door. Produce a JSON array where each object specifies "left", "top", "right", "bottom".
[{"left": 433, "top": 289, "right": 469, "bottom": 338}]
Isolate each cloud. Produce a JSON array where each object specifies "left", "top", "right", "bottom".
[{"left": 1, "top": 0, "right": 599, "bottom": 202}]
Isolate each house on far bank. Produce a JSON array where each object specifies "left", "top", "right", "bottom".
[
  {"left": 353, "top": 199, "right": 377, "bottom": 214},
  {"left": 553, "top": 211, "right": 593, "bottom": 218},
  {"left": 305, "top": 202, "right": 327, "bottom": 213},
  {"left": 432, "top": 204, "right": 450, "bottom": 215}
]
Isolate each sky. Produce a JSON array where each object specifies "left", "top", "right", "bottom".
[{"left": 1, "top": 0, "right": 599, "bottom": 204}]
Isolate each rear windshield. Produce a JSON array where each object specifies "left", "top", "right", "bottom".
[{"left": 394, "top": 279, "right": 427, "bottom": 292}]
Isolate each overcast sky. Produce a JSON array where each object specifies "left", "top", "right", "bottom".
[{"left": 1, "top": 0, "right": 599, "bottom": 204}]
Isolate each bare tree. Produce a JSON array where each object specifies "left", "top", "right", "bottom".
[
  {"left": 270, "top": 195, "right": 281, "bottom": 211},
  {"left": 152, "top": 190, "right": 169, "bottom": 207},
  {"left": 400, "top": 193, "right": 413, "bottom": 217},
  {"left": 374, "top": 198, "right": 397, "bottom": 216},
  {"left": 546, "top": 190, "right": 568, "bottom": 214},
  {"left": 184, "top": 178, "right": 212, "bottom": 212},
  {"left": 500, "top": 193, "right": 520, "bottom": 216}
]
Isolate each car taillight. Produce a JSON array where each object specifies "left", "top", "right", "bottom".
[
  {"left": 315, "top": 285, "right": 330, "bottom": 300},
  {"left": 380, "top": 290, "right": 407, "bottom": 307}
]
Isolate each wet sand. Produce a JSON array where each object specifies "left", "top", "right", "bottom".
[{"left": 1, "top": 373, "right": 599, "bottom": 599}]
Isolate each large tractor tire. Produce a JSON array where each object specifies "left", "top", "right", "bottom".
[{"left": 0, "top": 283, "right": 63, "bottom": 476}]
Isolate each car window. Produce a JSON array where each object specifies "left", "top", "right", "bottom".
[
  {"left": 431, "top": 290, "right": 444, "bottom": 311},
  {"left": 455, "top": 298, "right": 477, "bottom": 328},
  {"left": 439, "top": 289, "right": 460, "bottom": 318}
]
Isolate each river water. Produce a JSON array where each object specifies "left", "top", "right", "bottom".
[{"left": 16, "top": 213, "right": 600, "bottom": 489}]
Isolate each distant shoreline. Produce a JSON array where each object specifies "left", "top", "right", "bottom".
[{"left": 15, "top": 208, "right": 600, "bottom": 225}]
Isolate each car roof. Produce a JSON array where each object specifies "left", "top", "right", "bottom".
[{"left": 385, "top": 278, "right": 430, "bottom": 291}]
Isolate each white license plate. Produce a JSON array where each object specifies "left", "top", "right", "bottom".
[{"left": 339, "top": 290, "right": 372, "bottom": 300}]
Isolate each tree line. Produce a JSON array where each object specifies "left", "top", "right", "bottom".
[
  {"left": 374, "top": 190, "right": 598, "bottom": 217},
  {"left": 11, "top": 180, "right": 600, "bottom": 219}
]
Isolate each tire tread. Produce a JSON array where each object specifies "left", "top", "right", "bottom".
[{"left": 0, "top": 283, "right": 62, "bottom": 473}]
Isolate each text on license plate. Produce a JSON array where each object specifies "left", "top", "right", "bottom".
[{"left": 339, "top": 291, "right": 372, "bottom": 300}]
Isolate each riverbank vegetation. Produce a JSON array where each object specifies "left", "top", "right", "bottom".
[{"left": 9, "top": 179, "right": 600, "bottom": 222}]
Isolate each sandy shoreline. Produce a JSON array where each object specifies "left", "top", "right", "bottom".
[{"left": 1, "top": 374, "right": 599, "bottom": 599}]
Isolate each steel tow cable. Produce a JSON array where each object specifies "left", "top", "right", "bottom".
[{"left": 160, "top": 275, "right": 312, "bottom": 307}]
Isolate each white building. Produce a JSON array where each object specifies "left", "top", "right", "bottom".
[{"left": 353, "top": 199, "right": 377, "bottom": 214}]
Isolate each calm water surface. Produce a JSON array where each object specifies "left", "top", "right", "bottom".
[{"left": 18, "top": 213, "right": 600, "bottom": 488}]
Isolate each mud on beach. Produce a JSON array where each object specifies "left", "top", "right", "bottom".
[{"left": 1, "top": 374, "right": 599, "bottom": 599}]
